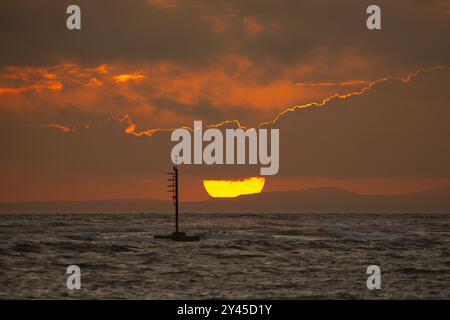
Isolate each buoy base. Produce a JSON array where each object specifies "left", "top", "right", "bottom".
[{"left": 154, "top": 232, "right": 200, "bottom": 242}]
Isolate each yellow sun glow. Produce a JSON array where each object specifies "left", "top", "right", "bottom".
[{"left": 203, "top": 176, "right": 265, "bottom": 198}]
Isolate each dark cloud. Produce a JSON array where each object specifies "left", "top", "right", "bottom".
[
  {"left": 0, "top": 0, "right": 222, "bottom": 67},
  {"left": 0, "top": 0, "right": 448, "bottom": 74}
]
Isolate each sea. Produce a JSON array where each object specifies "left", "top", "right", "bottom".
[{"left": 0, "top": 213, "right": 449, "bottom": 299}]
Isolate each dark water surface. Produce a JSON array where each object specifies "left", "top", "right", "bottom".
[{"left": 0, "top": 213, "right": 449, "bottom": 299}]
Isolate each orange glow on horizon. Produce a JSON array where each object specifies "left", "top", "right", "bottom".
[{"left": 203, "top": 176, "right": 265, "bottom": 198}]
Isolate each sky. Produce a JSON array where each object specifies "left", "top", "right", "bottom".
[{"left": 0, "top": 0, "right": 449, "bottom": 202}]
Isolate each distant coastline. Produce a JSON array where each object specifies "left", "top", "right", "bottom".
[{"left": 1, "top": 187, "right": 449, "bottom": 214}]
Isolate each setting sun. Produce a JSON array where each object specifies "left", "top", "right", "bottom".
[{"left": 203, "top": 176, "right": 265, "bottom": 198}]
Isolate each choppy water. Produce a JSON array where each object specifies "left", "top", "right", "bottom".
[{"left": 0, "top": 213, "right": 449, "bottom": 299}]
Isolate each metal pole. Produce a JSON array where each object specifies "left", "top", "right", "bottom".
[{"left": 174, "top": 165, "right": 179, "bottom": 233}]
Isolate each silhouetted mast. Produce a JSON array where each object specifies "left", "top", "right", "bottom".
[
  {"left": 156, "top": 163, "right": 199, "bottom": 241},
  {"left": 167, "top": 165, "right": 179, "bottom": 233},
  {"left": 175, "top": 165, "right": 179, "bottom": 233}
]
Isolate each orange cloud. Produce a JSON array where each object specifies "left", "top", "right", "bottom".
[
  {"left": 242, "top": 16, "right": 278, "bottom": 36},
  {"left": 112, "top": 73, "right": 145, "bottom": 83},
  {"left": 200, "top": 8, "right": 277, "bottom": 36},
  {"left": 0, "top": 52, "right": 377, "bottom": 123},
  {"left": 0, "top": 81, "right": 62, "bottom": 94},
  {"left": 44, "top": 124, "right": 71, "bottom": 133},
  {"left": 201, "top": 14, "right": 234, "bottom": 33},
  {"left": 147, "top": 0, "right": 178, "bottom": 10},
  {"left": 88, "top": 77, "right": 103, "bottom": 86},
  {"left": 258, "top": 65, "right": 449, "bottom": 129},
  {"left": 440, "top": 0, "right": 450, "bottom": 14},
  {"left": 2, "top": 57, "right": 446, "bottom": 139},
  {"left": 295, "top": 80, "right": 370, "bottom": 87},
  {"left": 121, "top": 65, "right": 449, "bottom": 140},
  {"left": 0, "top": 64, "right": 109, "bottom": 96}
]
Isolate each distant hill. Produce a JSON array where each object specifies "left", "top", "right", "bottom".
[
  {"left": 0, "top": 198, "right": 169, "bottom": 214},
  {"left": 185, "top": 187, "right": 450, "bottom": 213},
  {"left": 0, "top": 187, "right": 449, "bottom": 213}
]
